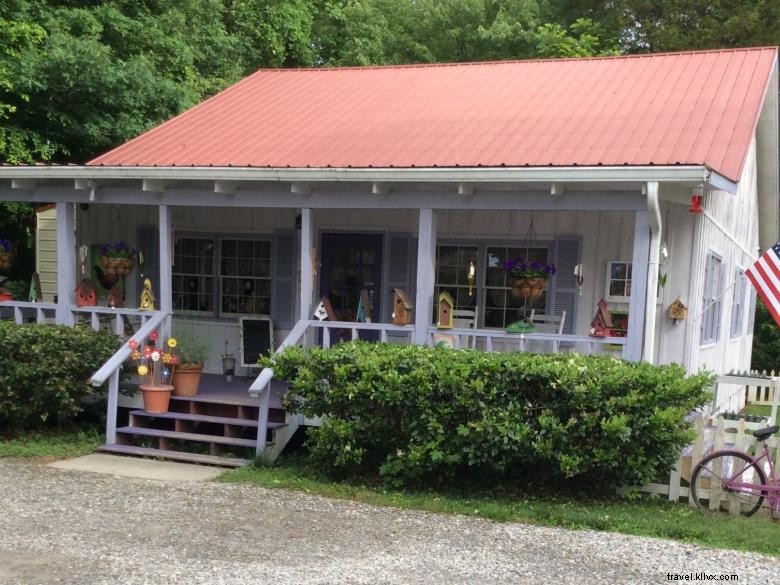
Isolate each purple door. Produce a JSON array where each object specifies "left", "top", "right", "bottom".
[{"left": 320, "top": 233, "right": 383, "bottom": 339}]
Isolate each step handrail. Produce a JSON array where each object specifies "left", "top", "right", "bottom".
[
  {"left": 249, "top": 318, "right": 311, "bottom": 459},
  {"left": 89, "top": 310, "right": 168, "bottom": 446},
  {"left": 90, "top": 311, "right": 168, "bottom": 386}
]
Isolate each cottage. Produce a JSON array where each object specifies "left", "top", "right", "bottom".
[{"left": 1, "top": 47, "right": 777, "bottom": 463}]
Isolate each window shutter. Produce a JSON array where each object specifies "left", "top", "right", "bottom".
[
  {"left": 550, "top": 236, "right": 581, "bottom": 335},
  {"left": 136, "top": 225, "right": 160, "bottom": 302},
  {"left": 384, "top": 234, "right": 416, "bottom": 322},
  {"left": 271, "top": 230, "right": 297, "bottom": 329}
]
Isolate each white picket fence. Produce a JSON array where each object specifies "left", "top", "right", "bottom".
[
  {"left": 638, "top": 372, "right": 779, "bottom": 513},
  {"left": 640, "top": 415, "right": 777, "bottom": 511}
]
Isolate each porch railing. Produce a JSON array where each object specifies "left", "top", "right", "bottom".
[
  {"left": 0, "top": 300, "right": 154, "bottom": 338},
  {"left": 426, "top": 325, "right": 627, "bottom": 356}
]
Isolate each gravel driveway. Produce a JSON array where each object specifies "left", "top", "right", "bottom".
[{"left": 0, "top": 459, "right": 778, "bottom": 585}]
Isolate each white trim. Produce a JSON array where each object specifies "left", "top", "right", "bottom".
[{"left": 0, "top": 164, "right": 737, "bottom": 191}]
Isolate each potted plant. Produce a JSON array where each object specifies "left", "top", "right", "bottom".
[
  {"left": 503, "top": 256, "right": 556, "bottom": 299},
  {"left": 128, "top": 331, "right": 179, "bottom": 413},
  {"left": 170, "top": 333, "right": 208, "bottom": 396},
  {"left": 98, "top": 241, "right": 136, "bottom": 277}
]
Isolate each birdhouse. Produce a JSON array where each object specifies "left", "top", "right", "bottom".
[
  {"left": 392, "top": 289, "right": 414, "bottom": 325},
  {"left": 138, "top": 278, "right": 156, "bottom": 311},
  {"left": 667, "top": 298, "right": 688, "bottom": 324},
  {"left": 437, "top": 291, "right": 455, "bottom": 329},
  {"left": 589, "top": 298, "right": 613, "bottom": 337},
  {"left": 75, "top": 279, "right": 97, "bottom": 307},
  {"left": 107, "top": 286, "right": 124, "bottom": 309}
]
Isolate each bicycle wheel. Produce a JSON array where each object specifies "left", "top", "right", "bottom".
[{"left": 691, "top": 450, "right": 767, "bottom": 517}]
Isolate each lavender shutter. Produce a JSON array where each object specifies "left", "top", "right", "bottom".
[
  {"left": 385, "top": 234, "right": 416, "bottom": 322},
  {"left": 550, "top": 236, "right": 581, "bottom": 335},
  {"left": 271, "top": 231, "right": 297, "bottom": 329}
]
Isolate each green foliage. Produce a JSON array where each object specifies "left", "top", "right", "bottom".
[
  {"left": 266, "top": 343, "right": 712, "bottom": 489},
  {"left": 0, "top": 425, "right": 103, "bottom": 458},
  {"left": 171, "top": 330, "right": 209, "bottom": 365},
  {"left": 0, "top": 322, "right": 122, "bottom": 430},
  {"left": 751, "top": 297, "right": 780, "bottom": 373}
]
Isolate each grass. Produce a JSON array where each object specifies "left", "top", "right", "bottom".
[
  {"left": 219, "top": 455, "right": 780, "bottom": 558},
  {"left": 0, "top": 426, "right": 103, "bottom": 459},
  {"left": 741, "top": 403, "right": 773, "bottom": 418}
]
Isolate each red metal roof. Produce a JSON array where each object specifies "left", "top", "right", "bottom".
[{"left": 88, "top": 47, "right": 778, "bottom": 183}]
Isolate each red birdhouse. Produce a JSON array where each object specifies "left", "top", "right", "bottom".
[
  {"left": 75, "top": 279, "right": 97, "bottom": 307},
  {"left": 437, "top": 291, "right": 455, "bottom": 329}
]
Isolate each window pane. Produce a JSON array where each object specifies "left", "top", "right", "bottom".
[
  {"left": 438, "top": 246, "right": 458, "bottom": 266},
  {"left": 219, "top": 238, "right": 272, "bottom": 315}
]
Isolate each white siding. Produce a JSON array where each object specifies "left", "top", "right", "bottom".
[{"left": 682, "top": 139, "right": 760, "bottom": 375}]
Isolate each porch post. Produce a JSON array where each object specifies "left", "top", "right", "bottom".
[
  {"left": 299, "top": 208, "right": 314, "bottom": 321},
  {"left": 158, "top": 205, "right": 173, "bottom": 337},
  {"left": 413, "top": 208, "right": 437, "bottom": 345},
  {"left": 55, "top": 202, "right": 76, "bottom": 325},
  {"left": 624, "top": 209, "right": 650, "bottom": 361}
]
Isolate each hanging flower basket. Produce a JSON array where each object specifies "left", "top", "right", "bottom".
[
  {"left": 99, "top": 255, "right": 136, "bottom": 277},
  {"left": 509, "top": 276, "right": 547, "bottom": 299},
  {"left": 0, "top": 238, "right": 14, "bottom": 271},
  {"left": 98, "top": 241, "right": 136, "bottom": 277},
  {"left": 0, "top": 251, "right": 13, "bottom": 271}
]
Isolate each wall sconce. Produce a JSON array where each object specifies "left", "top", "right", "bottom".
[
  {"left": 689, "top": 184, "right": 704, "bottom": 214},
  {"left": 574, "top": 263, "right": 584, "bottom": 295}
]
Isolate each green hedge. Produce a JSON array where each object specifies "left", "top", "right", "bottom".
[
  {"left": 267, "top": 343, "right": 712, "bottom": 489},
  {"left": 0, "top": 322, "right": 122, "bottom": 430}
]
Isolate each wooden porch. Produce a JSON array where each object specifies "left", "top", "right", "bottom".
[{"left": 99, "top": 374, "right": 290, "bottom": 467}]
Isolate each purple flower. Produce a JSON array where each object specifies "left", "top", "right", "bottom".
[
  {"left": 0, "top": 238, "right": 12, "bottom": 252},
  {"left": 504, "top": 255, "right": 557, "bottom": 279}
]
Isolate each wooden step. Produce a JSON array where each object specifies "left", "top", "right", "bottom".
[
  {"left": 128, "top": 409, "right": 287, "bottom": 429},
  {"left": 98, "top": 443, "right": 251, "bottom": 468},
  {"left": 170, "top": 394, "right": 267, "bottom": 407},
  {"left": 116, "top": 426, "right": 259, "bottom": 448}
]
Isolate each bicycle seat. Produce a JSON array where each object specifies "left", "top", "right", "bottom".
[{"left": 752, "top": 425, "right": 779, "bottom": 441}]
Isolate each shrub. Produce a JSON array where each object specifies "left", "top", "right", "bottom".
[
  {"left": 266, "top": 343, "right": 712, "bottom": 490},
  {"left": 0, "top": 322, "right": 122, "bottom": 430}
]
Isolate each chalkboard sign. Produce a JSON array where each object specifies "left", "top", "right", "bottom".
[{"left": 239, "top": 317, "right": 274, "bottom": 368}]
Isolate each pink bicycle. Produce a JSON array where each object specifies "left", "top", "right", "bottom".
[{"left": 691, "top": 425, "right": 779, "bottom": 517}]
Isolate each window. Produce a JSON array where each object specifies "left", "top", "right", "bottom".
[
  {"left": 730, "top": 269, "right": 746, "bottom": 338},
  {"left": 484, "top": 245, "right": 549, "bottom": 328},
  {"left": 606, "top": 261, "right": 632, "bottom": 301},
  {"left": 434, "top": 245, "right": 478, "bottom": 321},
  {"left": 701, "top": 252, "right": 723, "bottom": 344},
  {"left": 433, "top": 243, "right": 551, "bottom": 328},
  {"left": 173, "top": 236, "right": 272, "bottom": 316}
]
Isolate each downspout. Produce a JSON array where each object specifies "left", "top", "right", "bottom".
[{"left": 643, "top": 181, "right": 661, "bottom": 362}]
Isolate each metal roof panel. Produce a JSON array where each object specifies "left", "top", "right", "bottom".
[{"left": 88, "top": 48, "right": 778, "bottom": 182}]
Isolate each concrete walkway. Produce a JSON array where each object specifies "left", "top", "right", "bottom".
[{"left": 48, "top": 453, "right": 226, "bottom": 481}]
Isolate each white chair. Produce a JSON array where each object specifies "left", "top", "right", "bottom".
[
  {"left": 527, "top": 310, "right": 566, "bottom": 353},
  {"left": 528, "top": 309, "right": 566, "bottom": 334},
  {"left": 452, "top": 307, "right": 479, "bottom": 349}
]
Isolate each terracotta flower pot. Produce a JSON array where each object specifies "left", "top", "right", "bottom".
[
  {"left": 140, "top": 384, "right": 174, "bottom": 414},
  {"left": 171, "top": 364, "right": 204, "bottom": 397}
]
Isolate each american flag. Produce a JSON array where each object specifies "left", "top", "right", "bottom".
[{"left": 746, "top": 240, "right": 780, "bottom": 327}]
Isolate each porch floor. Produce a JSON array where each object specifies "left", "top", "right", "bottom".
[{"left": 178, "top": 374, "right": 287, "bottom": 409}]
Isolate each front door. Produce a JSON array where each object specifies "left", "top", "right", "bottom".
[{"left": 320, "top": 233, "right": 383, "bottom": 335}]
